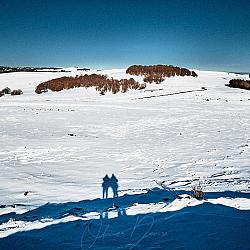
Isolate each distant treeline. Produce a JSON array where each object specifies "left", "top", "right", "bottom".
[
  {"left": 228, "top": 79, "right": 250, "bottom": 91},
  {"left": 0, "top": 66, "right": 65, "bottom": 74},
  {"left": 126, "top": 65, "right": 198, "bottom": 83},
  {"left": 35, "top": 74, "right": 145, "bottom": 95},
  {"left": 0, "top": 66, "right": 91, "bottom": 73}
]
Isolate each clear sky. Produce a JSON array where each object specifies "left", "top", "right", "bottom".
[{"left": 0, "top": 0, "right": 250, "bottom": 71}]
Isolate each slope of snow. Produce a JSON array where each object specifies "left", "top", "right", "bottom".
[
  {"left": 0, "top": 189, "right": 249, "bottom": 249},
  {"left": 0, "top": 68, "right": 249, "bottom": 248}
]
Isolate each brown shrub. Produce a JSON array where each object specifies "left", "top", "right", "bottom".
[
  {"left": 228, "top": 79, "right": 250, "bottom": 91},
  {"left": 35, "top": 74, "right": 145, "bottom": 95},
  {"left": 192, "top": 186, "right": 204, "bottom": 200}
]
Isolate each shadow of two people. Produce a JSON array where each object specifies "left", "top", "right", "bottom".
[{"left": 102, "top": 174, "right": 118, "bottom": 199}]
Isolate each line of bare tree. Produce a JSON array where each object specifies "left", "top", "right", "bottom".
[
  {"left": 35, "top": 74, "right": 145, "bottom": 95},
  {"left": 126, "top": 65, "right": 198, "bottom": 83}
]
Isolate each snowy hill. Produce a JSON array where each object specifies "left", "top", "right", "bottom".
[{"left": 0, "top": 68, "right": 249, "bottom": 249}]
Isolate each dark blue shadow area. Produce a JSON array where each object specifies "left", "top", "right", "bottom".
[
  {"left": 0, "top": 188, "right": 250, "bottom": 249},
  {"left": 0, "top": 188, "right": 249, "bottom": 225},
  {"left": 0, "top": 203, "right": 249, "bottom": 250}
]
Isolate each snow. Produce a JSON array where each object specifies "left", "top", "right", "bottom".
[{"left": 0, "top": 68, "right": 249, "bottom": 249}]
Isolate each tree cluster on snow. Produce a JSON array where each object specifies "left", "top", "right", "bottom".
[
  {"left": 35, "top": 74, "right": 145, "bottom": 95},
  {"left": 228, "top": 79, "right": 250, "bottom": 91},
  {"left": 126, "top": 64, "right": 198, "bottom": 84},
  {"left": 0, "top": 87, "right": 23, "bottom": 97}
]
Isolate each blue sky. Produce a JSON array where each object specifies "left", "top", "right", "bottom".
[{"left": 0, "top": 0, "right": 250, "bottom": 71}]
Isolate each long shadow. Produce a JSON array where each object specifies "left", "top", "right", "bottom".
[
  {"left": 0, "top": 202, "right": 249, "bottom": 250},
  {"left": 0, "top": 188, "right": 249, "bottom": 225}
]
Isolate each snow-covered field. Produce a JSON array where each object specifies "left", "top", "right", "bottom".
[{"left": 0, "top": 68, "right": 249, "bottom": 249}]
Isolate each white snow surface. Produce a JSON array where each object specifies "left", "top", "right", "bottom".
[{"left": 0, "top": 68, "right": 249, "bottom": 249}]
